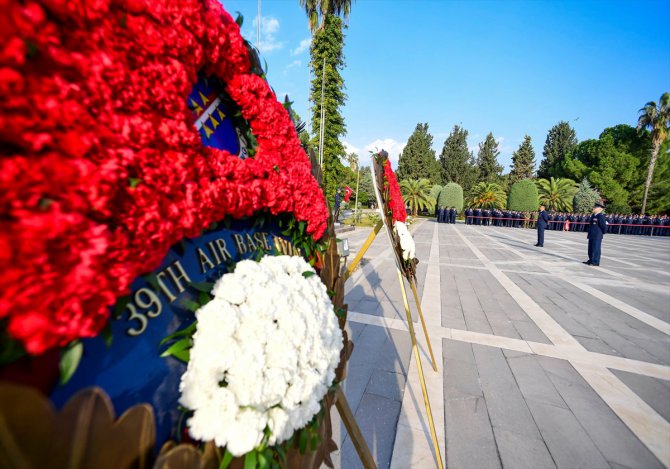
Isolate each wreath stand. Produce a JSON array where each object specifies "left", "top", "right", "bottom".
[{"left": 339, "top": 154, "right": 444, "bottom": 469}]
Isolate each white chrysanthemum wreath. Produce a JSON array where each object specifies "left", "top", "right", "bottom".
[
  {"left": 178, "top": 255, "right": 343, "bottom": 456},
  {"left": 394, "top": 220, "right": 416, "bottom": 261}
]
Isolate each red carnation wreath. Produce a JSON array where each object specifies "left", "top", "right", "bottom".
[
  {"left": 0, "top": 0, "right": 328, "bottom": 354},
  {"left": 383, "top": 160, "right": 408, "bottom": 223}
]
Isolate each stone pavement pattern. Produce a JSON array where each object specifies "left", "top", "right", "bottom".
[{"left": 324, "top": 220, "right": 670, "bottom": 469}]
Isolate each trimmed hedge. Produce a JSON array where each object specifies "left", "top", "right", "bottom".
[
  {"left": 430, "top": 184, "right": 443, "bottom": 201},
  {"left": 507, "top": 179, "right": 539, "bottom": 212},
  {"left": 437, "top": 182, "right": 464, "bottom": 212}
]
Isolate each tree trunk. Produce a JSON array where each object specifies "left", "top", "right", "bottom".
[{"left": 641, "top": 140, "right": 661, "bottom": 215}]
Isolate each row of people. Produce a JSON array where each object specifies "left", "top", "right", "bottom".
[
  {"left": 436, "top": 206, "right": 458, "bottom": 223},
  {"left": 464, "top": 209, "right": 670, "bottom": 236}
]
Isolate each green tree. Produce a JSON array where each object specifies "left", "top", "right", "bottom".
[
  {"left": 301, "top": 0, "right": 351, "bottom": 33},
  {"left": 308, "top": 14, "right": 348, "bottom": 201},
  {"left": 476, "top": 132, "right": 503, "bottom": 182},
  {"left": 573, "top": 177, "right": 601, "bottom": 213},
  {"left": 439, "top": 125, "right": 478, "bottom": 194},
  {"left": 510, "top": 135, "right": 536, "bottom": 183},
  {"left": 354, "top": 166, "right": 374, "bottom": 207},
  {"left": 637, "top": 92, "right": 670, "bottom": 214},
  {"left": 437, "top": 182, "right": 464, "bottom": 212},
  {"left": 538, "top": 121, "right": 577, "bottom": 179},
  {"left": 599, "top": 125, "right": 650, "bottom": 211},
  {"left": 470, "top": 182, "right": 507, "bottom": 210},
  {"left": 397, "top": 123, "right": 440, "bottom": 183},
  {"left": 562, "top": 133, "right": 637, "bottom": 213},
  {"left": 430, "top": 184, "right": 443, "bottom": 202},
  {"left": 399, "top": 178, "right": 436, "bottom": 216},
  {"left": 535, "top": 177, "right": 578, "bottom": 212},
  {"left": 346, "top": 152, "right": 358, "bottom": 172},
  {"left": 507, "top": 179, "right": 539, "bottom": 211}
]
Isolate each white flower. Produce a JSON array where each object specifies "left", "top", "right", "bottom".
[
  {"left": 179, "top": 255, "right": 343, "bottom": 456},
  {"left": 394, "top": 221, "right": 416, "bottom": 261}
]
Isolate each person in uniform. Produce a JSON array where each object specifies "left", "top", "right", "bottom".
[
  {"left": 333, "top": 188, "right": 342, "bottom": 221},
  {"left": 535, "top": 205, "right": 549, "bottom": 247},
  {"left": 583, "top": 201, "right": 607, "bottom": 266}
]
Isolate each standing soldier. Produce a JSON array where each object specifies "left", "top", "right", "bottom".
[
  {"left": 583, "top": 201, "right": 607, "bottom": 266},
  {"left": 535, "top": 205, "right": 549, "bottom": 247}
]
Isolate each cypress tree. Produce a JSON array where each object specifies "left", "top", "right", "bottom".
[
  {"left": 510, "top": 135, "right": 536, "bottom": 183},
  {"left": 476, "top": 132, "right": 503, "bottom": 182},
  {"left": 439, "top": 125, "right": 478, "bottom": 193},
  {"left": 397, "top": 123, "right": 440, "bottom": 183},
  {"left": 538, "top": 121, "right": 577, "bottom": 179},
  {"left": 310, "top": 15, "right": 347, "bottom": 201}
]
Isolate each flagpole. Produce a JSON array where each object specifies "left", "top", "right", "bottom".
[
  {"left": 354, "top": 165, "right": 360, "bottom": 224},
  {"left": 257, "top": 0, "right": 261, "bottom": 50}
]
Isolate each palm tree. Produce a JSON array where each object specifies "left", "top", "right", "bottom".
[
  {"left": 535, "top": 177, "right": 578, "bottom": 211},
  {"left": 400, "top": 178, "right": 436, "bottom": 216},
  {"left": 300, "top": 0, "right": 351, "bottom": 33},
  {"left": 637, "top": 92, "right": 670, "bottom": 214},
  {"left": 469, "top": 182, "right": 506, "bottom": 210}
]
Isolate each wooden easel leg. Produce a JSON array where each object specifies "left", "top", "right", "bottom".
[
  {"left": 344, "top": 221, "right": 383, "bottom": 281},
  {"left": 397, "top": 269, "right": 444, "bottom": 469},
  {"left": 409, "top": 279, "right": 438, "bottom": 372},
  {"left": 335, "top": 387, "right": 378, "bottom": 469}
]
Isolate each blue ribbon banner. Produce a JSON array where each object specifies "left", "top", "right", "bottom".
[{"left": 50, "top": 219, "right": 301, "bottom": 445}]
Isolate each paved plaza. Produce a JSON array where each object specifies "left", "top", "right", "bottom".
[{"left": 325, "top": 219, "right": 670, "bottom": 469}]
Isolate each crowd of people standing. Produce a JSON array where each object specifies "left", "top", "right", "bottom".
[
  {"left": 437, "top": 207, "right": 458, "bottom": 224},
  {"left": 458, "top": 208, "right": 670, "bottom": 236}
]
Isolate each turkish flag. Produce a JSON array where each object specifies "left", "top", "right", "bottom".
[{"left": 344, "top": 186, "right": 353, "bottom": 202}]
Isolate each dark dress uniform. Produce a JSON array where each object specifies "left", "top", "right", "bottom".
[
  {"left": 536, "top": 209, "right": 549, "bottom": 246},
  {"left": 586, "top": 210, "right": 607, "bottom": 266}
]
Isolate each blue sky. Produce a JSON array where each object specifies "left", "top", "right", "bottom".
[{"left": 226, "top": 0, "right": 670, "bottom": 171}]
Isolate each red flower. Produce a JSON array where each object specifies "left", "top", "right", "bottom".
[
  {"left": 383, "top": 160, "right": 407, "bottom": 223},
  {"left": 0, "top": 0, "right": 328, "bottom": 354}
]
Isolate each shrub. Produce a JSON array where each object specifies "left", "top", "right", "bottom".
[
  {"left": 573, "top": 178, "right": 600, "bottom": 213},
  {"left": 437, "top": 182, "right": 464, "bottom": 211},
  {"left": 430, "top": 184, "right": 442, "bottom": 201},
  {"left": 507, "top": 179, "right": 539, "bottom": 211}
]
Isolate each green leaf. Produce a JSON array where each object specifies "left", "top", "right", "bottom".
[
  {"left": 181, "top": 299, "right": 201, "bottom": 312},
  {"left": 298, "top": 429, "right": 308, "bottom": 454},
  {"left": 23, "top": 39, "right": 38, "bottom": 58},
  {"left": 244, "top": 450, "right": 257, "bottom": 469},
  {"left": 101, "top": 321, "right": 113, "bottom": 348},
  {"left": 190, "top": 282, "right": 214, "bottom": 293},
  {"left": 128, "top": 177, "right": 141, "bottom": 188},
  {"left": 159, "top": 322, "right": 196, "bottom": 346},
  {"left": 275, "top": 444, "right": 287, "bottom": 462},
  {"left": 235, "top": 12, "right": 244, "bottom": 27},
  {"left": 198, "top": 291, "right": 211, "bottom": 306},
  {"left": 160, "top": 338, "right": 191, "bottom": 358},
  {"left": 59, "top": 341, "right": 83, "bottom": 385},
  {"left": 0, "top": 329, "right": 26, "bottom": 366},
  {"left": 112, "top": 294, "right": 132, "bottom": 319},
  {"left": 38, "top": 198, "right": 53, "bottom": 210},
  {"left": 302, "top": 271, "right": 315, "bottom": 279},
  {"left": 220, "top": 449, "right": 235, "bottom": 469},
  {"left": 310, "top": 431, "right": 320, "bottom": 450},
  {"left": 170, "top": 348, "right": 190, "bottom": 363}
]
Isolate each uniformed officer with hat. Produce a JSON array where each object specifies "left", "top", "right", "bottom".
[{"left": 583, "top": 201, "right": 607, "bottom": 266}]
